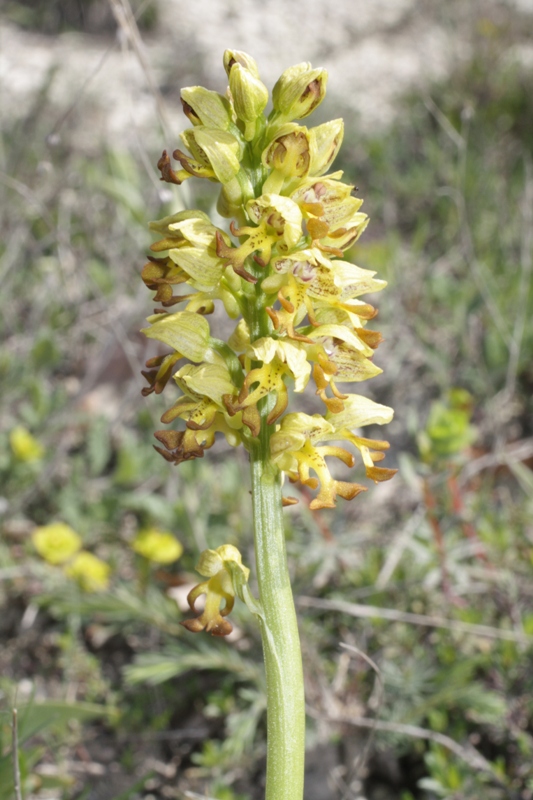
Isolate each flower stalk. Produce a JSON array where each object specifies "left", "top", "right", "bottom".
[
  {"left": 140, "top": 49, "right": 396, "bottom": 800},
  {"left": 248, "top": 283, "right": 305, "bottom": 800}
]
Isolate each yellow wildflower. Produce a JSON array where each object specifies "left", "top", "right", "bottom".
[
  {"left": 10, "top": 426, "right": 44, "bottom": 462},
  {"left": 132, "top": 528, "right": 183, "bottom": 564},
  {"left": 33, "top": 522, "right": 82, "bottom": 565},
  {"left": 65, "top": 551, "right": 111, "bottom": 592}
]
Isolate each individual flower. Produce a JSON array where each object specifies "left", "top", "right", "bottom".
[
  {"left": 10, "top": 426, "right": 44, "bottom": 462},
  {"left": 228, "top": 62, "right": 269, "bottom": 141},
  {"left": 327, "top": 394, "right": 398, "bottom": 483},
  {"left": 65, "top": 551, "right": 111, "bottom": 592},
  {"left": 181, "top": 545, "right": 250, "bottom": 637},
  {"left": 224, "top": 338, "right": 311, "bottom": 433},
  {"left": 155, "top": 361, "right": 244, "bottom": 462},
  {"left": 142, "top": 212, "right": 241, "bottom": 316},
  {"left": 271, "top": 62, "right": 327, "bottom": 121},
  {"left": 215, "top": 194, "right": 303, "bottom": 282},
  {"left": 261, "top": 125, "right": 312, "bottom": 193},
  {"left": 140, "top": 310, "right": 213, "bottom": 396},
  {"left": 270, "top": 413, "right": 365, "bottom": 509},
  {"left": 32, "top": 523, "right": 82, "bottom": 565},
  {"left": 270, "top": 395, "right": 397, "bottom": 509},
  {"left": 132, "top": 528, "right": 184, "bottom": 564},
  {"left": 180, "top": 86, "right": 234, "bottom": 130}
]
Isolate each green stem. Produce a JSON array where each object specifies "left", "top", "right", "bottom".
[{"left": 246, "top": 288, "right": 305, "bottom": 800}]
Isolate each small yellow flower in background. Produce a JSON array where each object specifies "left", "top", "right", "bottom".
[
  {"left": 65, "top": 551, "right": 111, "bottom": 592},
  {"left": 33, "top": 522, "right": 82, "bottom": 565},
  {"left": 132, "top": 528, "right": 183, "bottom": 564},
  {"left": 10, "top": 426, "right": 45, "bottom": 462}
]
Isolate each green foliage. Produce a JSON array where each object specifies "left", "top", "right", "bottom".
[
  {"left": 0, "top": 699, "right": 113, "bottom": 799},
  {"left": 418, "top": 389, "right": 477, "bottom": 463},
  {"left": 2, "top": 16, "right": 533, "bottom": 800}
]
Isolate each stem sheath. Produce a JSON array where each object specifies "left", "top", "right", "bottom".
[{"left": 247, "top": 289, "right": 305, "bottom": 800}]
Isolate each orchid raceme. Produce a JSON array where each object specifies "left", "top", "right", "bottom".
[
  {"left": 140, "top": 49, "right": 395, "bottom": 800},
  {"left": 143, "top": 53, "right": 395, "bottom": 509}
]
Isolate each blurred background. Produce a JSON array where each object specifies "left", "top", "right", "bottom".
[{"left": 1, "top": 1, "right": 533, "bottom": 798}]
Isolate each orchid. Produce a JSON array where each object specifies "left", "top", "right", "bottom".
[{"left": 140, "top": 49, "right": 395, "bottom": 800}]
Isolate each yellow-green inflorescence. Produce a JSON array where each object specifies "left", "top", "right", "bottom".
[{"left": 141, "top": 49, "right": 396, "bottom": 584}]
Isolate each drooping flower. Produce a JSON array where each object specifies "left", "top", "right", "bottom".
[
  {"left": 270, "top": 394, "right": 397, "bottom": 509},
  {"left": 181, "top": 545, "right": 250, "bottom": 637},
  {"left": 327, "top": 394, "right": 398, "bottom": 483},
  {"left": 155, "top": 361, "right": 244, "bottom": 462}
]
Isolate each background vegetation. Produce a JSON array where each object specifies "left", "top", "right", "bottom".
[{"left": 1, "top": 2, "right": 533, "bottom": 799}]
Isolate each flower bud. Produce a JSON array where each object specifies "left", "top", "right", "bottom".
[
  {"left": 180, "top": 86, "right": 234, "bottom": 130},
  {"left": 262, "top": 125, "right": 311, "bottom": 188},
  {"left": 309, "top": 118, "right": 344, "bottom": 176},
  {"left": 223, "top": 49, "right": 260, "bottom": 79},
  {"left": 229, "top": 63, "right": 269, "bottom": 141},
  {"left": 174, "top": 363, "right": 237, "bottom": 407},
  {"left": 189, "top": 127, "right": 242, "bottom": 184},
  {"left": 141, "top": 310, "right": 211, "bottom": 363},
  {"left": 272, "top": 62, "right": 327, "bottom": 120}
]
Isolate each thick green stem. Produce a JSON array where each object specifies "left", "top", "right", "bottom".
[{"left": 247, "top": 290, "right": 305, "bottom": 800}]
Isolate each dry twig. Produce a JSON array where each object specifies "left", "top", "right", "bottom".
[
  {"left": 13, "top": 707, "right": 23, "bottom": 800},
  {"left": 298, "top": 595, "right": 531, "bottom": 644},
  {"left": 306, "top": 704, "right": 502, "bottom": 781}
]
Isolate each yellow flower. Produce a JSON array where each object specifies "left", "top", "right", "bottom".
[
  {"left": 132, "top": 528, "right": 183, "bottom": 564},
  {"left": 261, "top": 125, "right": 311, "bottom": 192},
  {"left": 271, "top": 62, "right": 327, "bottom": 121},
  {"left": 215, "top": 194, "right": 303, "bottom": 282},
  {"left": 328, "top": 395, "right": 398, "bottom": 483},
  {"left": 271, "top": 401, "right": 397, "bottom": 509},
  {"left": 10, "top": 426, "right": 44, "bottom": 462},
  {"left": 270, "top": 413, "right": 364, "bottom": 509},
  {"left": 33, "top": 523, "right": 82, "bottom": 565},
  {"left": 65, "top": 551, "right": 111, "bottom": 592},
  {"left": 182, "top": 545, "right": 249, "bottom": 637}
]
